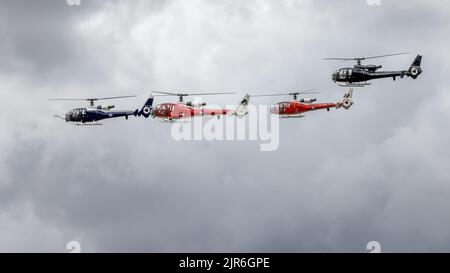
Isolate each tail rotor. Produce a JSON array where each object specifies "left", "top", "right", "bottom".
[
  {"left": 408, "top": 55, "right": 422, "bottom": 79},
  {"left": 232, "top": 94, "right": 250, "bottom": 118},
  {"left": 336, "top": 89, "right": 354, "bottom": 110}
]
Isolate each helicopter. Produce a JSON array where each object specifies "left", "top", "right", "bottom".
[
  {"left": 325, "top": 53, "right": 422, "bottom": 87},
  {"left": 50, "top": 95, "right": 145, "bottom": 125},
  {"left": 236, "top": 89, "right": 354, "bottom": 118},
  {"left": 137, "top": 91, "right": 237, "bottom": 123}
]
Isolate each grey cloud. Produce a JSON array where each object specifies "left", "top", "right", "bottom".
[{"left": 0, "top": 0, "right": 450, "bottom": 252}]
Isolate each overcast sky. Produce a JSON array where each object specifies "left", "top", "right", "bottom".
[{"left": 1, "top": 0, "right": 450, "bottom": 252}]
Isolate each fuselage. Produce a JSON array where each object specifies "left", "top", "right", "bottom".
[
  {"left": 332, "top": 67, "right": 407, "bottom": 83},
  {"left": 151, "top": 103, "right": 229, "bottom": 120},
  {"left": 270, "top": 101, "right": 336, "bottom": 117},
  {"left": 65, "top": 108, "right": 134, "bottom": 123}
]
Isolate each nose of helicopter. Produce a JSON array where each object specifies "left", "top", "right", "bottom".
[
  {"left": 270, "top": 105, "right": 278, "bottom": 114},
  {"left": 149, "top": 107, "right": 156, "bottom": 117},
  {"left": 332, "top": 71, "right": 338, "bottom": 82}
]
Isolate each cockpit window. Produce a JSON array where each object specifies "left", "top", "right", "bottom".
[
  {"left": 279, "top": 103, "right": 289, "bottom": 112},
  {"left": 161, "top": 104, "right": 174, "bottom": 111}
]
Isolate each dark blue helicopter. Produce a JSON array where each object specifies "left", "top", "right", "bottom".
[{"left": 50, "top": 95, "right": 154, "bottom": 125}]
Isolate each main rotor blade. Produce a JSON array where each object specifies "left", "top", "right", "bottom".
[
  {"left": 49, "top": 95, "right": 137, "bottom": 101},
  {"left": 294, "top": 89, "right": 318, "bottom": 94},
  {"left": 296, "top": 91, "right": 321, "bottom": 95},
  {"left": 324, "top": 52, "right": 410, "bottom": 61},
  {"left": 251, "top": 93, "right": 290, "bottom": 97},
  {"left": 49, "top": 99, "right": 87, "bottom": 101},
  {"left": 362, "top": 52, "right": 410, "bottom": 60},
  {"left": 151, "top": 91, "right": 180, "bottom": 96},
  {"left": 94, "top": 95, "right": 137, "bottom": 100},
  {"left": 185, "top": 92, "right": 236, "bottom": 96},
  {"left": 152, "top": 91, "right": 235, "bottom": 96},
  {"left": 323, "top": 58, "right": 355, "bottom": 61},
  {"left": 252, "top": 89, "right": 319, "bottom": 97}
]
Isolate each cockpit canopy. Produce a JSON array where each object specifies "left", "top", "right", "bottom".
[
  {"left": 156, "top": 104, "right": 174, "bottom": 111},
  {"left": 332, "top": 68, "right": 353, "bottom": 81},
  {"left": 153, "top": 104, "right": 175, "bottom": 116},
  {"left": 65, "top": 108, "right": 86, "bottom": 122},
  {"left": 270, "top": 102, "right": 291, "bottom": 114},
  {"left": 332, "top": 70, "right": 339, "bottom": 81}
]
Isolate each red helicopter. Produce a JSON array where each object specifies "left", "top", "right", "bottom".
[
  {"left": 139, "top": 91, "right": 236, "bottom": 122},
  {"left": 248, "top": 89, "right": 354, "bottom": 118}
]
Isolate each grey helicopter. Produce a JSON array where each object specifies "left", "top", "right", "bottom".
[{"left": 325, "top": 53, "right": 422, "bottom": 87}]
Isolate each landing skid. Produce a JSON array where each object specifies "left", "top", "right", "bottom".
[
  {"left": 159, "top": 118, "right": 190, "bottom": 123},
  {"left": 278, "top": 114, "right": 305, "bottom": 119},
  {"left": 339, "top": 82, "right": 371, "bottom": 87},
  {"left": 74, "top": 122, "right": 102, "bottom": 126}
]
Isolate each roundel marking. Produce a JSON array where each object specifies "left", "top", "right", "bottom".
[
  {"left": 343, "top": 99, "right": 351, "bottom": 107},
  {"left": 411, "top": 67, "right": 419, "bottom": 76},
  {"left": 143, "top": 107, "right": 151, "bottom": 115}
]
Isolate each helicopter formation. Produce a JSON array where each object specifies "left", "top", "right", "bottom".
[
  {"left": 50, "top": 89, "right": 354, "bottom": 125},
  {"left": 50, "top": 53, "right": 422, "bottom": 125}
]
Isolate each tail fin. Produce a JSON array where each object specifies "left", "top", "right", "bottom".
[
  {"left": 336, "top": 88, "right": 354, "bottom": 110},
  {"left": 135, "top": 95, "right": 154, "bottom": 118},
  {"left": 408, "top": 55, "right": 422, "bottom": 79},
  {"left": 232, "top": 94, "right": 250, "bottom": 118}
]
